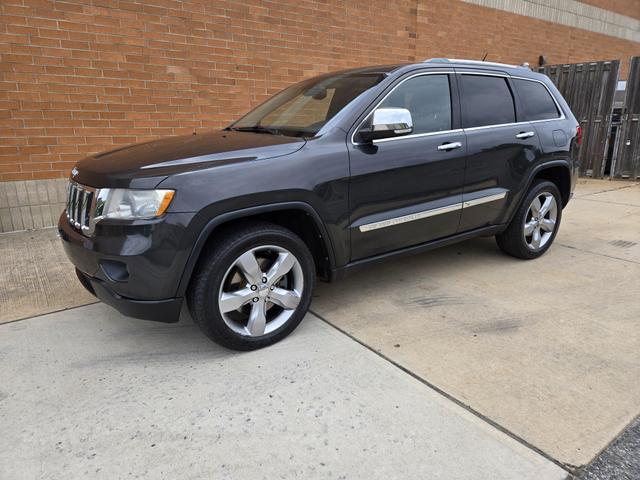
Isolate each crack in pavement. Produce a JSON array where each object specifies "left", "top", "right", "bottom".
[
  {"left": 573, "top": 197, "right": 640, "bottom": 208},
  {"left": 309, "top": 309, "right": 575, "bottom": 476},
  {"left": 573, "top": 183, "right": 639, "bottom": 198},
  {"left": 557, "top": 243, "right": 640, "bottom": 265}
]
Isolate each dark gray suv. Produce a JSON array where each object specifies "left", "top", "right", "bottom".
[{"left": 59, "top": 58, "right": 580, "bottom": 350}]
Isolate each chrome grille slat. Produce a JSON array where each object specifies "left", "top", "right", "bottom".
[
  {"left": 66, "top": 183, "right": 73, "bottom": 218},
  {"left": 66, "top": 180, "right": 97, "bottom": 235},
  {"left": 71, "top": 186, "right": 79, "bottom": 223},
  {"left": 81, "top": 190, "right": 92, "bottom": 230}
]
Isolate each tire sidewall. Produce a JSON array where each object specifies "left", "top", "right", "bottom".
[
  {"left": 516, "top": 180, "right": 563, "bottom": 258},
  {"left": 195, "top": 227, "right": 315, "bottom": 350}
]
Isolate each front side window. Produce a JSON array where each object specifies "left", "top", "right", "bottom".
[
  {"left": 461, "top": 75, "right": 515, "bottom": 128},
  {"left": 372, "top": 74, "right": 452, "bottom": 135},
  {"left": 231, "top": 71, "right": 388, "bottom": 137},
  {"left": 513, "top": 78, "right": 560, "bottom": 121}
]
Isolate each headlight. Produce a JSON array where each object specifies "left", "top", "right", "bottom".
[{"left": 95, "top": 188, "right": 175, "bottom": 220}]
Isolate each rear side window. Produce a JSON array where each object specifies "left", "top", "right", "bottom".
[
  {"left": 513, "top": 79, "right": 561, "bottom": 121},
  {"left": 460, "top": 75, "right": 515, "bottom": 128}
]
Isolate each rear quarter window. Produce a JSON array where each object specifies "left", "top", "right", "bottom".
[{"left": 513, "top": 78, "right": 561, "bottom": 121}]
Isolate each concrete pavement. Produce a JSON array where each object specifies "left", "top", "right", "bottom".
[
  {"left": 0, "top": 304, "right": 565, "bottom": 480},
  {"left": 1, "top": 178, "right": 638, "bottom": 478},
  {"left": 312, "top": 180, "right": 640, "bottom": 468},
  {"left": 0, "top": 228, "right": 94, "bottom": 324}
]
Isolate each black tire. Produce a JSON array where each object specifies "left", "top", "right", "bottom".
[
  {"left": 495, "top": 180, "right": 562, "bottom": 259},
  {"left": 187, "top": 222, "right": 315, "bottom": 350}
]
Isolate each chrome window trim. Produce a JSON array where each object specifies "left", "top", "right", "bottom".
[
  {"left": 351, "top": 70, "right": 566, "bottom": 146},
  {"left": 459, "top": 72, "right": 565, "bottom": 129},
  {"left": 350, "top": 70, "right": 454, "bottom": 146},
  {"left": 357, "top": 191, "right": 507, "bottom": 232},
  {"left": 456, "top": 71, "right": 508, "bottom": 77},
  {"left": 372, "top": 128, "right": 464, "bottom": 144},
  {"left": 464, "top": 122, "right": 521, "bottom": 132}
]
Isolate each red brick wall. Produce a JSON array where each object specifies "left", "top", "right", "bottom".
[
  {"left": 415, "top": 2, "right": 639, "bottom": 76},
  {"left": 1, "top": 0, "right": 638, "bottom": 181}
]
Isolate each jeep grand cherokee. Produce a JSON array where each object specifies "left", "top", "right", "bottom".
[{"left": 59, "top": 58, "right": 580, "bottom": 350}]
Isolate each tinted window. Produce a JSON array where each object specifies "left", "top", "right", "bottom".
[
  {"left": 513, "top": 78, "right": 560, "bottom": 121},
  {"left": 461, "top": 75, "right": 515, "bottom": 128},
  {"left": 375, "top": 74, "right": 452, "bottom": 134}
]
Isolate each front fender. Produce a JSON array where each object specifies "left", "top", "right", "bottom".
[{"left": 174, "top": 201, "right": 337, "bottom": 297}]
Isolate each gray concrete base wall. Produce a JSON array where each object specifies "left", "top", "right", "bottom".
[{"left": 0, "top": 179, "right": 68, "bottom": 233}]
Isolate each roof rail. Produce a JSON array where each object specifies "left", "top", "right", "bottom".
[{"left": 423, "top": 58, "right": 524, "bottom": 69}]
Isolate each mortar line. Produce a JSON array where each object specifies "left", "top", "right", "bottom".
[
  {"left": 557, "top": 243, "right": 640, "bottom": 265},
  {"left": 310, "top": 308, "right": 575, "bottom": 476}
]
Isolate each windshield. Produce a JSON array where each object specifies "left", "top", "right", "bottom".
[{"left": 229, "top": 71, "right": 387, "bottom": 137}]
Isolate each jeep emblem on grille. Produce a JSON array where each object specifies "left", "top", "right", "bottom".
[{"left": 71, "top": 167, "right": 79, "bottom": 177}]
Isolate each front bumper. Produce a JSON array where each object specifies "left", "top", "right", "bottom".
[
  {"left": 58, "top": 211, "right": 197, "bottom": 323},
  {"left": 74, "top": 268, "right": 182, "bottom": 323}
]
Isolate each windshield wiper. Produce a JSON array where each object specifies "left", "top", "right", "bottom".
[{"left": 227, "top": 126, "right": 281, "bottom": 135}]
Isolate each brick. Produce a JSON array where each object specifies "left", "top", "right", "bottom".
[{"left": 0, "top": 0, "right": 638, "bottom": 182}]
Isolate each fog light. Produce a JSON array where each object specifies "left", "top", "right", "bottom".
[{"left": 100, "top": 259, "right": 129, "bottom": 282}]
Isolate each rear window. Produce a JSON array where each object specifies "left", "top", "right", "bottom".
[
  {"left": 513, "top": 78, "right": 561, "bottom": 121},
  {"left": 460, "top": 75, "right": 515, "bottom": 128}
]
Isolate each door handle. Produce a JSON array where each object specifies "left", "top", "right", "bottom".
[
  {"left": 516, "top": 131, "right": 535, "bottom": 139},
  {"left": 437, "top": 141, "right": 462, "bottom": 151}
]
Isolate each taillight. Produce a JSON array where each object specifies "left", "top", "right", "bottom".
[{"left": 576, "top": 125, "right": 583, "bottom": 146}]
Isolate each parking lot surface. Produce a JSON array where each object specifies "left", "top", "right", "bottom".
[
  {"left": 313, "top": 180, "right": 640, "bottom": 467},
  {"left": 0, "top": 305, "right": 564, "bottom": 480},
  {"left": 1, "top": 179, "right": 638, "bottom": 478}
]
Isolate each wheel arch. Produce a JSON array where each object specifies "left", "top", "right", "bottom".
[
  {"left": 532, "top": 162, "right": 572, "bottom": 207},
  {"left": 501, "top": 160, "right": 572, "bottom": 231},
  {"left": 176, "top": 202, "right": 336, "bottom": 297}
]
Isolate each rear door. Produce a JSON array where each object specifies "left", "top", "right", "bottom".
[
  {"left": 348, "top": 71, "right": 466, "bottom": 260},
  {"left": 457, "top": 71, "right": 542, "bottom": 232},
  {"left": 511, "top": 76, "right": 568, "bottom": 160}
]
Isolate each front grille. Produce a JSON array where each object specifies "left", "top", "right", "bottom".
[{"left": 66, "top": 181, "right": 96, "bottom": 233}]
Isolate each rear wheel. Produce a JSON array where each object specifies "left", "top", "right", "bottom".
[
  {"left": 188, "top": 222, "right": 315, "bottom": 350},
  {"left": 496, "top": 180, "right": 562, "bottom": 259}
]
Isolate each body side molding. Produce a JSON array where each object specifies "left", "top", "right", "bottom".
[{"left": 357, "top": 190, "right": 508, "bottom": 233}]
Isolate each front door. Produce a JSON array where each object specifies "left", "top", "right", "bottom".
[{"left": 347, "top": 72, "right": 466, "bottom": 261}]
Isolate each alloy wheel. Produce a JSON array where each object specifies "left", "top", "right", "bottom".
[
  {"left": 523, "top": 192, "right": 558, "bottom": 250},
  {"left": 218, "top": 245, "right": 304, "bottom": 337}
]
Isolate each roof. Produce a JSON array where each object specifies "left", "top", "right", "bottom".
[{"left": 422, "top": 58, "right": 530, "bottom": 70}]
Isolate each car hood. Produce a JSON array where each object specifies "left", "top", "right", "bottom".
[{"left": 72, "top": 130, "right": 306, "bottom": 189}]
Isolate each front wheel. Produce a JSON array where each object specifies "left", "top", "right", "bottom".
[
  {"left": 188, "top": 222, "right": 315, "bottom": 350},
  {"left": 496, "top": 180, "right": 562, "bottom": 259}
]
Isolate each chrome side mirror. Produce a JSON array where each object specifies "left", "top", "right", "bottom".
[{"left": 359, "top": 108, "right": 413, "bottom": 143}]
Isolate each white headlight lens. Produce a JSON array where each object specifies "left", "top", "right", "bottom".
[{"left": 95, "top": 189, "right": 175, "bottom": 220}]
